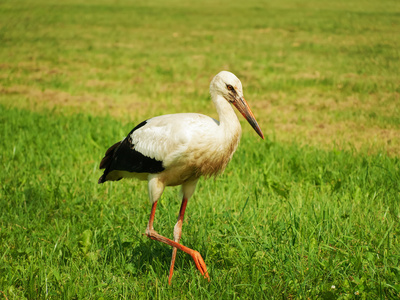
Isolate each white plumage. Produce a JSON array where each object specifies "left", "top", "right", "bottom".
[{"left": 98, "top": 71, "right": 264, "bottom": 284}]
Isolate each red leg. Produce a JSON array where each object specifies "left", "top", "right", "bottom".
[
  {"left": 145, "top": 200, "right": 209, "bottom": 283},
  {"left": 168, "top": 197, "right": 188, "bottom": 284},
  {"left": 146, "top": 201, "right": 157, "bottom": 232}
]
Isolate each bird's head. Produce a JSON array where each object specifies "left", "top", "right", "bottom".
[
  {"left": 210, "top": 71, "right": 264, "bottom": 139},
  {"left": 210, "top": 71, "right": 244, "bottom": 101}
]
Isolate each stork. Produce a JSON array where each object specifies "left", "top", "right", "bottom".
[{"left": 98, "top": 71, "right": 264, "bottom": 284}]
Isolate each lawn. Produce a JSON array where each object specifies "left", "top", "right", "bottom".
[{"left": 0, "top": 0, "right": 399, "bottom": 299}]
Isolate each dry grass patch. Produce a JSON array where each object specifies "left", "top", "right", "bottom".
[
  {"left": 2, "top": 83, "right": 399, "bottom": 156},
  {"left": 0, "top": 0, "right": 398, "bottom": 156}
]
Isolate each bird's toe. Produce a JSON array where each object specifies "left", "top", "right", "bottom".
[{"left": 191, "top": 250, "right": 210, "bottom": 281}]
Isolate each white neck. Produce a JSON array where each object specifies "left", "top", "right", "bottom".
[{"left": 212, "top": 94, "right": 242, "bottom": 140}]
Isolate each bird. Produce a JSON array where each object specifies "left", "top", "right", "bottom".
[{"left": 98, "top": 71, "right": 264, "bottom": 284}]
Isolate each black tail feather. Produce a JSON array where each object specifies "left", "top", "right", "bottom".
[
  {"left": 98, "top": 141, "right": 121, "bottom": 184},
  {"left": 99, "top": 141, "right": 121, "bottom": 169}
]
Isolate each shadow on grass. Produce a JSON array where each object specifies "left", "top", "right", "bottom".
[{"left": 100, "top": 232, "right": 212, "bottom": 279}]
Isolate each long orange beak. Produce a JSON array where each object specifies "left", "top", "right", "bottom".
[{"left": 233, "top": 97, "right": 264, "bottom": 139}]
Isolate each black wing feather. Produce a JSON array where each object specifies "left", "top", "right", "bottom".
[{"left": 98, "top": 120, "right": 165, "bottom": 184}]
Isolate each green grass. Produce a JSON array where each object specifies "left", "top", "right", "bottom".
[
  {"left": 1, "top": 107, "right": 399, "bottom": 299},
  {"left": 0, "top": 0, "right": 400, "bottom": 298}
]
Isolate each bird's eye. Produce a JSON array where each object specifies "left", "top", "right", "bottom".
[{"left": 226, "top": 84, "right": 234, "bottom": 91}]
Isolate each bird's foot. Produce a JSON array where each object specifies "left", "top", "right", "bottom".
[
  {"left": 144, "top": 228, "right": 210, "bottom": 282},
  {"left": 190, "top": 250, "right": 210, "bottom": 281}
]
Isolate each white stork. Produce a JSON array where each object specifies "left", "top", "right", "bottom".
[{"left": 98, "top": 71, "right": 264, "bottom": 284}]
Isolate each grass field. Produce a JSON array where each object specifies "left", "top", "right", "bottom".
[{"left": 1, "top": 0, "right": 399, "bottom": 299}]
